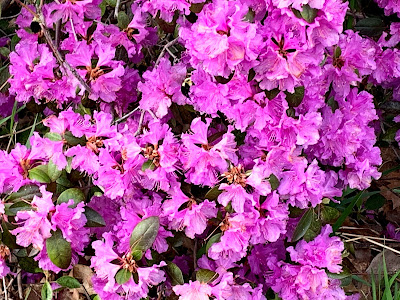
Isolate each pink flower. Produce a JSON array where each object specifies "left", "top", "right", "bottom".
[
  {"left": 11, "top": 186, "right": 55, "bottom": 250},
  {"left": 173, "top": 281, "right": 213, "bottom": 300},
  {"left": 287, "top": 225, "right": 344, "bottom": 273},
  {"left": 138, "top": 58, "right": 186, "bottom": 118}
]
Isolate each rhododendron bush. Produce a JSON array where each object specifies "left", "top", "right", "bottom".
[{"left": 0, "top": 0, "right": 399, "bottom": 298}]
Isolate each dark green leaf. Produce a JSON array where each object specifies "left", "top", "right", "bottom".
[
  {"left": 0, "top": 47, "right": 10, "bottom": 57},
  {"left": 28, "top": 165, "right": 51, "bottom": 183},
  {"left": 41, "top": 281, "right": 53, "bottom": 300},
  {"left": 142, "top": 160, "right": 155, "bottom": 171},
  {"left": 334, "top": 46, "right": 342, "bottom": 59},
  {"left": 56, "top": 276, "right": 81, "bottom": 289},
  {"left": 5, "top": 201, "right": 32, "bottom": 217},
  {"left": 265, "top": 88, "right": 280, "bottom": 100},
  {"left": 291, "top": 208, "right": 313, "bottom": 242},
  {"left": 365, "top": 194, "right": 386, "bottom": 211},
  {"left": 46, "top": 230, "right": 72, "bottom": 269},
  {"left": 84, "top": 207, "right": 106, "bottom": 227},
  {"left": 64, "top": 131, "right": 86, "bottom": 146},
  {"left": 47, "top": 160, "right": 62, "bottom": 182},
  {"left": 115, "top": 268, "right": 132, "bottom": 285},
  {"left": 303, "top": 213, "right": 322, "bottom": 242},
  {"left": 18, "top": 256, "right": 42, "bottom": 273},
  {"left": 130, "top": 216, "right": 160, "bottom": 252},
  {"left": 321, "top": 205, "right": 340, "bottom": 222},
  {"left": 117, "top": 11, "right": 130, "bottom": 29},
  {"left": 327, "top": 266, "right": 351, "bottom": 279},
  {"left": 206, "top": 233, "right": 221, "bottom": 254},
  {"left": 333, "top": 191, "right": 364, "bottom": 232},
  {"left": 166, "top": 262, "right": 184, "bottom": 286},
  {"left": 204, "top": 186, "right": 222, "bottom": 201},
  {"left": 285, "top": 86, "right": 305, "bottom": 108},
  {"left": 300, "top": 5, "right": 318, "bottom": 23},
  {"left": 1, "top": 222, "right": 19, "bottom": 249},
  {"left": 196, "top": 269, "right": 218, "bottom": 283},
  {"left": 90, "top": 295, "right": 101, "bottom": 300},
  {"left": 355, "top": 18, "right": 386, "bottom": 37},
  {"left": 57, "top": 188, "right": 85, "bottom": 208},
  {"left": 268, "top": 174, "right": 280, "bottom": 191}
]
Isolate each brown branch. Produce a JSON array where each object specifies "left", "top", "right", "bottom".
[
  {"left": 14, "top": 0, "right": 92, "bottom": 94},
  {"left": 154, "top": 37, "right": 179, "bottom": 67}
]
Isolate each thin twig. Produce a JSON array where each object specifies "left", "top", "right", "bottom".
[
  {"left": 338, "top": 232, "right": 400, "bottom": 242},
  {"left": 55, "top": 19, "right": 62, "bottom": 47},
  {"left": 0, "top": 120, "right": 44, "bottom": 139},
  {"left": 0, "top": 12, "right": 22, "bottom": 20},
  {"left": 155, "top": 37, "right": 179, "bottom": 67},
  {"left": 134, "top": 110, "right": 145, "bottom": 136},
  {"left": 0, "top": 76, "right": 11, "bottom": 91},
  {"left": 114, "top": 0, "right": 121, "bottom": 18},
  {"left": 113, "top": 106, "right": 140, "bottom": 124},
  {"left": 146, "top": 109, "right": 157, "bottom": 119},
  {"left": 364, "top": 237, "right": 400, "bottom": 255},
  {"left": 70, "top": 19, "right": 78, "bottom": 42},
  {"left": 3, "top": 277, "right": 7, "bottom": 300},
  {"left": 6, "top": 123, "right": 17, "bottom": 152},
  {"left": 17, "top": 270, "right": 23, "bottom": 299}
]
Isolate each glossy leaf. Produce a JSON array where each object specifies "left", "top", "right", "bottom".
[
  {"left": 130, "top": 216, "right": 160, "bottom": 252},
  {"left": 56, "top": 276, "right": 81, "bottom": 289},
  {"left": 46, "top": 230, "right": 72, "bottom": 269},
  {"left": 292, "top": 208, "right": 313, "bottom": 242}
]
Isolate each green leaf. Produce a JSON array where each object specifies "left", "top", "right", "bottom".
[
  {"left": 291, "top": 208, "right": 313, "bottom": 242},
  {"left": 5, "top": 201, "right": 32, "bottom": 217},
  {"left": 1, "top": 222, "right": 19, "bottom": 249},
  {"left": 130, "top": 216, "right": 160, "bottom": 252},
  {"left": 56, "top": 276, "right": 81, "bottom": 289},
  {"left": 117, "top": 11, "right": 130, "bottom": 29},
  {"left": 206, "top": 233, "right": 221, "bottom": 254},
  {"left": 115, "top": 268, "right": 132, "bottom": 285},
  {"left": 57, "top": 188, "right": 85, "bottom": 208},
  {"left": 64, "top": 131, "right": 86, "bottom": 146},
  {"left": 84, "top": 207, "right": 106, "bottom": 227},
  {"left": 327, "top": 266, "right": 351, "bottom": 279},
  {"left": 0, "top": 47, "right": 10, "bottom": 57},
  {"left": 284, "top": 86, "right": 305, "bottom": 108},
  {"left": 196, "top": 269, "right": 218, "bottom": 284},
  {"left": 300, "top": 4, "right": 318, "bottom": 23},
  {"left": 41, "top": 281, "right": 53, "bottom": 300},
  {"left": 141, "top": 160, "right": 155, "bottom": 171},
  {"left": 204, "top": 186, "right": 223, "bottom": 201},
  {"left": 90, "top": 295, "right": 101, "bottom": 300},
  {"left": 333, "top": 191, "right": 364, "bottom": 232},
  {"left": 321, "top": 205, "right": 340, "bottom": 222},
  {"left": 355, "top": 18, "right": 386, "bottom": 37},
  {"left": 166, "top": 262, "right": 184, "bottom": 286},
  {"left": 365, "top": 194, "right": 386, "bottom": 211},
  {"left": 303, "top": 213, "right": 322, "bottom": 242},
  {"left": 47, "top": 160, "right": 62, "bottom": 182},
  {"left": 44, "top": 132, "right": 63, "bottom": 141},
  {"left": 28, "top": 165, "right": 51, "bottom": 183},
  {"left": 18, "top": 256, "right": 42, "bottom": 273},
  {"left": 267, "top": 174, "right": 280, "bottom": 191},
  {"left": 6, "top": 184, "right": 41, "bottom": 202},
  {"left": 131, "top": 250, "right": 143, "bottom": 261},
  {"left": 46, "top": 230, "right": 72, "bottom": 269},
  {"left": 334, "top": 46, "right": 342, "bottom": 59}
]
